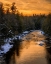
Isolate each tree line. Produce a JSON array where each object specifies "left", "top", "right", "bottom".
[{"left": 0, "top": 2, "right": 51, "bottom": 38}]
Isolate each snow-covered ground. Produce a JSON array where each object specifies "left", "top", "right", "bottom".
[
  {"left": 0, "top": 30, "right": 45, "bottom": 56},
  {"left": 0, "top": 43, "right": 13, "bottom": 54},
  {"left": 23, "top": 31, "right": 29, "bottom": 34},
  {"left": 0, "top": 31, "right": 30, "bottom": 56}
]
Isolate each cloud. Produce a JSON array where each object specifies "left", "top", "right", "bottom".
[
  {"left": 45, "top": 0, "right": 51, "bottom": 3},
  {"left": 0, "top": 0, "right": 11, "bottom": 4},
  {"left": 17, "top": 0, "right": 51, "bottom": 11},
  {"left": 0, "top": 0, "right": 51, "bottom": 14}
]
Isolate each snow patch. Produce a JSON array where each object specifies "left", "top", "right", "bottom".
[{"left": 1, "top": 43, "right": 13, "bottom": 54}]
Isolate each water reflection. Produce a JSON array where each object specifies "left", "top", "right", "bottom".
[
  {"left": 3, "top": 31, "right": 51, "bottom": 64},
  {"left": 4, "top": 37, "right": 22, "bottom": 64},
  {"left": 15, "top": 41, "right": 47, "bottom": 64},
  {"left": 45, "top": 37, "right": 51, "bottom": 64}
]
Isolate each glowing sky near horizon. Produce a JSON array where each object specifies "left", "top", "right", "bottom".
[{"left": 0, "top": 0, "right": 51, "bottom": 15}]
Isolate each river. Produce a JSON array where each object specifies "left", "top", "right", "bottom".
[
  {"left": 0, "top": 30, "right": 51, "bottom": 64},
  {"left": 9, "top": 30, "right": 47, "bottom": 64}
]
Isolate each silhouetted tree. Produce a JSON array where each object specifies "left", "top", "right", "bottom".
[
  {"left": 11, "top": 2, "right": 17, "bottom": 14},
  {"left": 6, "top": 8, "right": 10, "bottom": 14},
  {"left": 0, "top": 2, "right": 4, "bottom": 24}
]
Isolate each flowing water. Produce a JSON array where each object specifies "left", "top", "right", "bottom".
[
  {"left": 9, "top": 31, "right": 48, "bottom": 64},
  {"left": 15, "top": 41, "right": 47, "bottom": 64},
  {"left": 0, "top": 30, "right": 51, "bottom": 64}
]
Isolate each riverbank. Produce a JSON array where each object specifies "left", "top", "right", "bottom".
[
  {"left": 0, "top": 56, "right": 6, "bottom": 64},
  {"left": 0, "top": 30, "right": 48, "bottom": 64}
]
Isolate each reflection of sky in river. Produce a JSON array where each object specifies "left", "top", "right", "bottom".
[
  {"left": 0, "top": 30, "right": 47, "bottom": 64},
  {"left": 15, "top": 41, "right": 47, "bottom": 64},
  {"left": 15, "top": 31, "right": 47, "bottom": 64}
]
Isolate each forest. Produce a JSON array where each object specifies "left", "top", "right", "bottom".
[{"left": 0, "top": 2, "right": 51, "bottom": 39}]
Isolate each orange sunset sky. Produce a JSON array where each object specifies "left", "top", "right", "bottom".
[{"left": 0, "top": 0, "right": 51, "bottom": 15}]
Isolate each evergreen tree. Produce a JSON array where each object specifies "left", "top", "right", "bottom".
[
  {"left": 0, "top": 2, "right": 4, "bottom": 24},
  {"left": 42, "top": 13, "right": 51, "bottom": 36},
  {"left": 11, "top": 2, "right": 16, "bottom": 14}
]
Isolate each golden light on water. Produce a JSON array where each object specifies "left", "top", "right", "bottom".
[
  {"left": 15, "top": 41, "right": 47, "bottom": 64},
  {"left": 14, "top": 31, "right": 47, "bottom": 64},
  {"left": 9, "top": 31, "right": 47, "bottom": 64}
]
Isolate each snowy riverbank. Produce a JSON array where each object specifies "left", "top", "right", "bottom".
[{"left": 0, "top": 30, "right": 45, "bottom": 56}]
